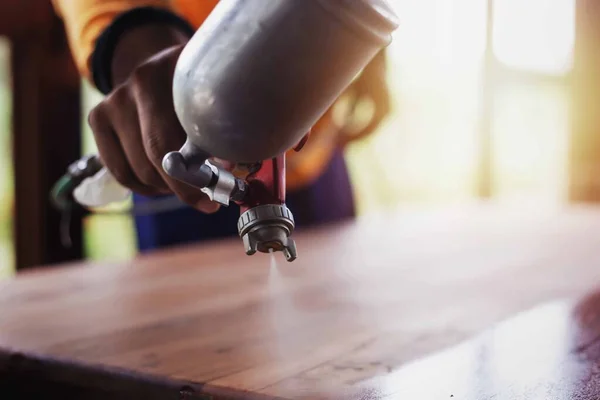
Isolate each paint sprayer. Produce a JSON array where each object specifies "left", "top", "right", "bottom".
[{"left": 51, "top": 0, "right": 399, "bottom": 262}]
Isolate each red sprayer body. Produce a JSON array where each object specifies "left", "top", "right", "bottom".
[{"left": 162, "top": 0, "right": 399, "bottom": 261}]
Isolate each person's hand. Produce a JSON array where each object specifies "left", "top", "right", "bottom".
[
  {"left": 338, "top": 50, "right": 391, "bottom": 147},
  {"left": 88, "top": 27, "right": 220, "bottom": 213}
]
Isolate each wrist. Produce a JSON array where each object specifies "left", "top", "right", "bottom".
[
  {"left": 111, "top": 25, "right": 189, "bottom": 86},
  {"left": 91, "top": 7, "right": 194, "bottom": 94}
]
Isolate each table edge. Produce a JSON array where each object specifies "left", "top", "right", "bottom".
[{"left": 0, "top": 348, "right": 287, "bottom": 400}]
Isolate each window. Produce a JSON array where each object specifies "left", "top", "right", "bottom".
[
  {"left": 493, "top": 0, "right": 575, "bottom": 75},
  {"left": 346, "top": 0, "right": 576, "bottom": 211}
]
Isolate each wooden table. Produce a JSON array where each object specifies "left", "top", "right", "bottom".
[{"left": 2, "top": 205, "right": 600, "bottom": 399}]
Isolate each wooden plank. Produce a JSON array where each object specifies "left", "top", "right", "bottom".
[
  {"left": 346, "top": 294, "right": 600, "bottom": 399},
  {"left": 10, "top": 16, "right": 84, "bottom": 270},
  {"left": 476, "top": 0, "right": 495, "bottom": 199},
  {"left": 1, "top": 205, "right": 600, "bottom": 399},
  {"left": 570, "top": 0, "right": 600, "bottom": 201},
  {"left": 0, "top": 0, "right": 53, "bottom": 37}
]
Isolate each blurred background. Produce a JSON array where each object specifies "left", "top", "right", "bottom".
[{"left": 0, "top": 0, "right": 587, "bottom": 278}]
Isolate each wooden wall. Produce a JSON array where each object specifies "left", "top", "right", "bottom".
[
  {"left": 571, "top": 0, "right": 600, "bottom": 201},
  {"left": 1, "top": 0, "right": 83, "bottom": 271}
]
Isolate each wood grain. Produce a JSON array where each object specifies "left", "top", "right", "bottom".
[
  {"left": 2, "top": 204, "right": 600, "bottom": 399},
  {"left": 346, "top": 291, "right": 600, "bottom": 399}
]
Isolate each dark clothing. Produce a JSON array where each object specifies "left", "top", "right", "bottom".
[{"left": 133, "top": 150, "right": 355, "bottom": 252}]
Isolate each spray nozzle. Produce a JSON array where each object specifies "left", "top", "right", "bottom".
[{"left": 237, "top": 204, "right": 297, "bottom": 262}]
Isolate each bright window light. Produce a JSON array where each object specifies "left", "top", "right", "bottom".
[{"left": 493, "top": 0, "right": 575, "bottom": 75}]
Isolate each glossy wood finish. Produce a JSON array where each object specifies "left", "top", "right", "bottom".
[
  {"left": 2, "top": 205, "right": 600, "bottom": 399},
  {"left": 359, "top": 293, "right": 600, "bottom": 399}
]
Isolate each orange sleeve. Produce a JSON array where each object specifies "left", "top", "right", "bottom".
[
  {"left": 52, "top": 0, "right": 337, "bottom": 190},
  {"left": 175, "top": 0, "right": 219, "bottom": 27},
  {"left": 51, "top": 0, "right": 189, "bottom": 80}
]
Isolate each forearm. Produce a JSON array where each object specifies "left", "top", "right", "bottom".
[{"left": 106, "top": 19, "right": 191, "bottom": 87}]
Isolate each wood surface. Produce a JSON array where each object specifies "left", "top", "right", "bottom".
[
  {"left": 2, "top": 205, "right": 600, "bottom": 399},
  {"left": 360, "top": 292, "right": 600, "bottom": 399},
  {"left": 0, "top": 0, "right": 53, "bottom": 37}
]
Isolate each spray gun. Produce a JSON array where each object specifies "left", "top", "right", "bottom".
[{"left": 52, "top": 0, "right": 399, "bottom": 262}]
